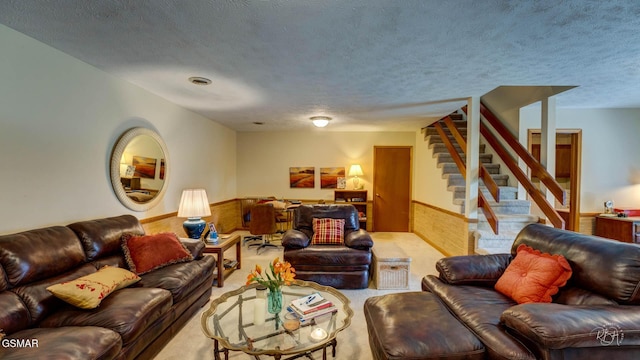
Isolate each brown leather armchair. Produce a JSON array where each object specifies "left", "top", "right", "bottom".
[{"left": 282, "top": 204, "right": 373, "bottom": 289}]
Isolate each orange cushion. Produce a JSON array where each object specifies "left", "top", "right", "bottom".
[
  {"left": 495, "top": 244, "right": 572, "bottom": 304},
  {"left": 311, "top": 218, "right": 345, "bottom": 245},
  {"left": 122, "top": 232, "right": 193, "bottom": 275}
]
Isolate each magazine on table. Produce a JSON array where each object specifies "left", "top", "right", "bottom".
[
  {"left": 290, "top": 292, "right": 333, "bottom": 314},
  {"left": 286, "top": 304, "right": 337, "bottom": 322}
]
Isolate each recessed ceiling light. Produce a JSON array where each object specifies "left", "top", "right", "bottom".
[
  {"left": 188, "top": 76, "right": 212, "bottom": 85},
  {"left": 310, "top": 116, "right": 332, "bottom": 128}
]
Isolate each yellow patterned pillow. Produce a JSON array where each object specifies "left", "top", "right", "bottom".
[{"left": 47, "top": 266, "right": 140, "bottom": 309}]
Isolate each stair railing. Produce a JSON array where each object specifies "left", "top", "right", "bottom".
[
  {"left": 433, "top": 116, "right": 501, "bottom": 234},
  {"left": 464, "top": 103, "right": 566, "bottom": 229}
]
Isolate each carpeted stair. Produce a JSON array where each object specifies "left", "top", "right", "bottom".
[{"left": 424, "top": 113, "right": 538, "bottom": 254}]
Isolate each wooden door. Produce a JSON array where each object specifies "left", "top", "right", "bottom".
[
  {"left": 373, "top": 146, "right": 412, "bottom": 232},
  {"left": 528, "top": 130, "right": 582, "bottom": 231}
]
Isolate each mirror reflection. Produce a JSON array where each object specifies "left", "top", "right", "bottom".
[
  {"left": 111, "top": 128, "right": 168, "bottom": 211},
  {"left": 119, "top": 134, "right": 165, "bottom": 203}
]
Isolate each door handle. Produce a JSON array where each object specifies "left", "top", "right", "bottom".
[{"left": 376, "top": 193, "right": 380, "bottom": 197}]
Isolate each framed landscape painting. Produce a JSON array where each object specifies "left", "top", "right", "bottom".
[
  {"left": 290, "top": 167, "right": 315, "bottom": 188},
  {"left": 320, "top": 167, "right": 345, "bottom": 189},
  {"left": 132, "top": 156, "right": 157, "bottom": 179},
  {"left": 159, "top": 159, "right": 165, "bottom": 180}
]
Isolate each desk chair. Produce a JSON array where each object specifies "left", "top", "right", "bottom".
[
  {"left": 241, "top": 198, "right": 262, "bottom": 246},
  {"left": 258, "top": 197, "right": 289, "bottom": 234},
  {"left": 275, "top": 208, "right": 289, "bottom": 234},
  {"left": 248, "top": 203, "right": 279, "bottom": 254}
]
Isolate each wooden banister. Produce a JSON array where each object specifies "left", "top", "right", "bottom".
[
  {"left": 479, "top": 103, "right": 566, "bottom": 206},
  {"left": 434, "top": 119, "right": 499, "bottom": 234},
  {"left": 434, "top": 122, "right": 465, "bottom": 175},
  {"left": 443, "top": 116, "right": 501, "bottom": 204},
  {"left": 443, "top": 116, "right": 466, "bottom": 150},
  {"left": 480, "top": 125, "right": 564, "bottom": 229}
]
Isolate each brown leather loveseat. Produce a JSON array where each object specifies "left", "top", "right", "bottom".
[
  {"left": 0, "top": 215, "right": 216, "bottom": 360},
  {"left": 282, "top": 204, "right": 373, "bottom": 289},
  {"left": 365, "top": 224, "right": 640, "bottom": 359}
]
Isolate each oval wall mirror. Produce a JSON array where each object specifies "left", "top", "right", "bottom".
[{"left": 110, "top": 127, "right": 169, "bottom": 211}]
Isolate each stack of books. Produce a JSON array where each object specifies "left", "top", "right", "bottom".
[
  {"left": 287, "top": 292, "right": 336, "bottom": 322},
  {"left": 223, "top": 259, "right": 238, "bottom": 269}
]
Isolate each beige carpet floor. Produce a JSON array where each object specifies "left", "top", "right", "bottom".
[{"left": 154, "top": 232, "right": 444, "bottom": 359}]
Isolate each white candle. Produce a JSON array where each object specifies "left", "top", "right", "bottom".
[
  {"left": 254, "top": 298, "right": 266, "bottom": 326},
  {"left": 310, "top": 328, "right": 327, "bottom": 342}
]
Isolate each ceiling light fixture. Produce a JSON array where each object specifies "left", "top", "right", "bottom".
[
  {"left": 310, "top": 116, "right": 332, "bottom": 128},
  {"left": 188, "top": 76, "right": 212, "bottom": 85}
]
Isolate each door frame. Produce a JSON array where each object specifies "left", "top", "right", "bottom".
[
  {"left": 373, "top": 146, "right": 413, "bottom": 232},
  {"left": 527, "top": 129, "right": 582, "bottom": 231}
]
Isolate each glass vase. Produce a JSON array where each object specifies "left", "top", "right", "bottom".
[{"left": 267, "top": 288, "right": 283, "bottom": 329}]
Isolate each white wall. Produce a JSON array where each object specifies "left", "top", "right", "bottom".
[
  {"left": 0, "top": 25, "right": 236, "bottom": 234},
  {"left": 236, "top": 131, "right": 415, "bottom": 202},
  {"left": 413, "top": 130, "right": 458, "bottom": 212},
  {"left": 520, "top": 107, "right": 640, "bottom": 212}
]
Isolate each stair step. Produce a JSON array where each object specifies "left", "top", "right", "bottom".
[
  {"left": 427, "top": 134, "right": 465, "bottom": 146},
  {"left": 451, "top": 186, "right": 518, "bottom": 202},
  {"left": 424, "top": 128, "right": 468, "bottom": 140},
  {"left": 477, "top": 214, "right": 539, "bottom": 232},
  {"left": 475, "top": 215, "right": 539, "bottom": 254},
  {"left": 475, "top": 235, "right": 516, "bottom": 254},
  {"left": 482, "top": 199, "right": 531, "bottom": 214},
  {"left": 429, "top": 143, "right": 485, "bottom": 154},
  {"left": 457, "top": 199, "right": 531, "bottom": 215},
  {"left": 436, "top": 118, "right": 467, "bottom": 127},
  {"left": 440, "top": 163, "right": 501, "bottom": 175},
  {"left": 435, "top": 153, "right": 493, "bottom": 164},
  {"left": 446, "top": 173, "right": 509, "bottom": 187}
]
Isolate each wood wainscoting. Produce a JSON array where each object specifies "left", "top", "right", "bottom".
[
  {"left": 412, "top": 201, "right": 477, "bottom": 256},
  {"left": 141, "top": 199, "right": 241, "bottom": 237}
]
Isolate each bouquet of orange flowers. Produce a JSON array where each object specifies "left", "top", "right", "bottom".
[{"left": 246, "top": 257, "right": 296, "bottom": 292}]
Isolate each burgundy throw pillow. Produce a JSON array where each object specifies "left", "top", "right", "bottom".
[
  {"left": 311, "top": 218, "right": 345, "bottom": 245},
  {"left": 122, "top": 232, "right": 193, "bottom": 275}
]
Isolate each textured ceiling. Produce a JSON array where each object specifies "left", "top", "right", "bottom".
[{"left": 1, "top": 0, "right": 639, "bottom": 131}]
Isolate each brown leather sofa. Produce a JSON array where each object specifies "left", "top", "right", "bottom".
[
  {"left": 282, "top": 204, "right": 373, "bottom": 289},
  {"left": 0, "top": 215, "right": 216, "bottom": 360},
  {"left": 365, "top": 224, "right": 640, "bottom": 359}
]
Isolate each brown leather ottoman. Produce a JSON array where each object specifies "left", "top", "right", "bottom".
[{"left": 364, "top": 292, "right": 485, "bottom": 360}]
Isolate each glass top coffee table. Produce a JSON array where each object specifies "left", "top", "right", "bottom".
[{"left": 201, "top": 280, "right": 353, "bottom": 360}]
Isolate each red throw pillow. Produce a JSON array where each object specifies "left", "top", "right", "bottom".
[
  {"left": 311, "top": 218, "right": 345, "bottom": 245},
  {"left": 122, "top": 233, "right": 193, "bottom": 275},
  {"left": 495, "top": 244, "right": 572, "bottom": 304}
]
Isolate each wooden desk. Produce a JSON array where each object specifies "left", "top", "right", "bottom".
[
  {"left": 595, "top": 216, "right": 640, "bottom": 244},
  {"left": 203, "top": 234, "right": 241, "bottom": 287}
]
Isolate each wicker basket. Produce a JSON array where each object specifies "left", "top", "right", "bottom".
[{"left": 372, "top": 244, "right": 411, "bottom": 290}]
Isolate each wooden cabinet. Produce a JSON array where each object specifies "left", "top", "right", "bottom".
[
  {"left": 334, "top": 190, "right": 368, "bottom": 230},
  {"left": 595, "top": 216, "right": 640, "bottom": 243},
  {"left": 120, "top": 177, "right": 141, "bottom": 190}
]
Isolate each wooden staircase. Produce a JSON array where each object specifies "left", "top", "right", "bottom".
[{"left": 424, "top": 113, "right": 538, "bottom": 254}]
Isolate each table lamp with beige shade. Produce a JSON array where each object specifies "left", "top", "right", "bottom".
[
  {"left": 348, "top": 164, "right": 363, "bottom": 189},
  {"left": 177, "top": 189, "right": 211, "bottom": 239}
]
